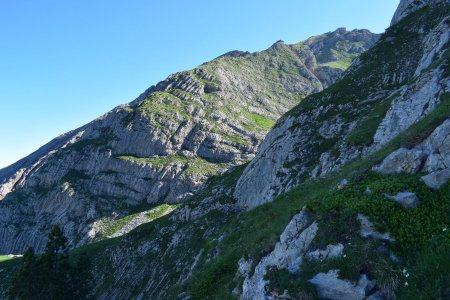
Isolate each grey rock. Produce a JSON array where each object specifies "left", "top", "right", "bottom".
[
  {"left": 414, "top": 16, "right": 450, "bottom": 76},
  {"left": 238, "top": 258, "right": 253, "bottom": 277},
  {"left": 241, "top": 208, "right": 318, "bottom": 300},
  {"left": 309, "top": 270, "right": 376, "bottom": 300},
  {"left": 337, "top": 179, "right": 349, "bottom": 190},
  {"left": 358, "top": 214, "right": 395, "bottom": 242},
  {"left": 421, "top": 169, "right": 450, "bottom": 189},
  {"left": 177, "top": 292, "right": 191, "bottom": 300},
  {"left": 367, "top": 291, "right": 384, "bottom": 300},
  {"left": 372, "top": 69, "right": 444, "bottom": 148},
  {"left": 373, "top": 148, "right": 427, "bottom": 174},
  {"left": 306, "top": 243, "right": 344, "bottom": 261},
  {"left": 374, "top": 119, "right": 450, "bottom": 189},
  {"left": 384, "top": 192, "right": 419, "bottom": 208},
  {"left": 319, "top": 117, "right": 344, "bottom": 139}
]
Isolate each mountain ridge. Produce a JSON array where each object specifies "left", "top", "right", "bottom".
[{"left": 0, "top": 28, "right": 379, "bottom": 254}]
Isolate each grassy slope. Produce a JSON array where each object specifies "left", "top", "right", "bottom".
[
  {"left": 181, "top": 92, "right": 450, "bottom": 299},
  {"left": 1, "top": 89, "right": 439, "bottom": 299},
  {"left": 179, "top": 4, "right": 450, "bottom": 298},
  {"left": 183, "top": 127, "right": 450, "bottom": 299}
]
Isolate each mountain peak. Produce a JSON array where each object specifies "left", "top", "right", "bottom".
[
  {"left": 391, "top": 0, "right": 445, "bottom": 25},
  {"left": 333, "top": 27, "right": 347, "bottom": 34}
]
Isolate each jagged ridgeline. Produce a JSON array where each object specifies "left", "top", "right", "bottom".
[
  {"left": 0, "top": 29, "right": 378, "bottom": 253},
  {"left": 0, "top": 0, "right": 449, "bottom": 299}
]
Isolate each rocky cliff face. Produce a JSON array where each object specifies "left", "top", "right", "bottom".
[
  {"left": 235, "top": 1, "right": 450, "bottom": 208},
  {"left": 0, "top": 29, "right": 378, "bottom": 254}
]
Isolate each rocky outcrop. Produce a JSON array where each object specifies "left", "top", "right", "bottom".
[
  {"left": 309, "top": 270, "right": 376, "bottom": 300},
  {"left": 384, "top": 192, "right": 420, "bottom": 208},
  {"left": 358, "top": 214, "right": 395, "bottom": 242},
  {"left": 374, "top": 119, "right": 450, "bottom": 189},
  {"left": 421, "top": 169, "right": 450, "bottom": 189},
  {"left": 372, "top": 148, "right": 427, "bottom": 174},
  {"left": 391, "top": 0, "right": 446, "bottom": 26},
  {"left": 305, "top": 243, "right": 344, "bottom": 262},
  {"left": 241, "top": 208, "right": 317, "bottom": 300},
  {"left": 235, "top": 2, "right": 450, "bottom": 209}
]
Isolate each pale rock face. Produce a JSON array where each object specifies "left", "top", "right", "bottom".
[
  {"left": 241, "top": 208, "right": 318, "bottom": 300},
  {"left": 372, "top": 13, "right": 450, "bottom": 147},
  {"left": 238, "top": 258, "right": 254, "bottom": 277},
  {"left": 235, "top": 116, "right": 298, "bottom": 208},
  {"left": 318, "top": 117, "right": 344, "bottom": 139},
  {"left": 372, "top": 69, "right": 445, "bottom": 148},
  {"left": 0, "top": 169, "right": 25, "bottom": 200},
  {"left": 309, "top": 270, "right": 376, "bottom": 300}
]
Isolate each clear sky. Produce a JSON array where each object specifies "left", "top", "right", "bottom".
[{"left": 0, "top": 0, "right": 399, "bottom": 168}]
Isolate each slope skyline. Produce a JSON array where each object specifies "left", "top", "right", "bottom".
[{"left": 0, "top": 0, "right": 399, "bottom": 168}]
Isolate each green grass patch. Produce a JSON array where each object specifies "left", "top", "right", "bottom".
[
  {"left": 103, "top": 204, "right": 179, "bottom": 237},
  {"left": 116, "top": 154, "right": 226, "bottom": 177},
  {"left": 242, "top": 111, "right": 276, "bottom": 131},
  {"left": 145, "top": 204, "right": 179, "bottom": 220},
  {"left": 320, "top": 56, "right": 355, "bottom": 70},
  {"left": 0, "top": 255, "right": 15, "bottom": 262}
]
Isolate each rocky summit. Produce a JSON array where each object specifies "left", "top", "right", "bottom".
[{"left": 0, "top": 0, "right": 449, "bottom": 299}]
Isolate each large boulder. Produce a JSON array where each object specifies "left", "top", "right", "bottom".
[
  {"left": 372, "top": 148, "right": 427, "bottom": 175},
  {"left": 421, "top": 169, "right": 450, "bottom": 189},
  {"left": 384, "top": 192, "right": 419, "bottom": 208},
  {"left": 309, "top": 270, "right": 376, "bottom": 300}
]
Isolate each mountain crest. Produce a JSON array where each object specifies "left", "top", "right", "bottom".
[{"left": 391, "top": 0, "right": 447, "bottom": 25}]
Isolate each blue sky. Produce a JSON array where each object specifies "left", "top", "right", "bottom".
[{"left": 0, "top": 0, "right": 399, "bottom": 168}]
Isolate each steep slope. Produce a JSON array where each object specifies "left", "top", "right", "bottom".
[
  {"left": 0, "top": 1, "right": 449, "bottom": 299},
  {"left": 0, "top": 29, "right": 378, "bottom": 254},
  {"left": 235, "top": 1, "right": 450, "bottom": 208}
]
